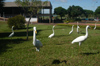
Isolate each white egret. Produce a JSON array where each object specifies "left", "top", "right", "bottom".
[
  {"left": 77, "top": 22, "right": 80, "bottom": 33},
  {"left": 94, "top": 23, "right": 96, "bottom": 30},
  {"left": 71, "top": 25, "right": 90, "bottom": 46},
  {"left": 9, "top": 26, "right": 14, "bottom": 37},
  {"left": 33, "top": 27, "right": 43, "bottom": 52},
  {"left": 69, "top": 25, "right": 74, "bottom": 34},
  {"left": 48, "top": 25, "right": 55, "bottom": 38}
]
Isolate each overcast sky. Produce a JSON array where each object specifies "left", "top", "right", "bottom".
[{"left": 5, "top": 0, "right": 100, "bottom": 13}]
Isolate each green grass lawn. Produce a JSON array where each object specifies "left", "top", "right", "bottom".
[{"left": 0, "top": 21, "right": 100, "bottom": 66}]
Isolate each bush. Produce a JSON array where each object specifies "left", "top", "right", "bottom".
[
  {"left": 56, "top": 24, "right": 100, "bottom": 30},
  {"left": 8, "top": 15, "right": 26, "bottom": 29},
  {"left": 63, "top": 17, "right": 81, "bottom": 22}
]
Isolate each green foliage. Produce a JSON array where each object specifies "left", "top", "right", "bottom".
[
  {"left": 0, "top": 0, "right": 4, "bottom": 8},
  {"left": 63, "top": 20, "right": 69, "bottom": 23},
  {"left": 7, "top": 15, "right": 26, "bottom": 29},
  {"left": 67, "top": 5, "right": 84, "bottom": 18},
  {"left": 63, "top": 18, "right": 81, "bottom": 22},
  {"left": 54, "top": 7, "right": 67, "bottom": 19},
  {"left": 84, "top": 9, "right": 94, "bottom": 18},
  {"left": 56, "top": 23, "right": 100, "bottom": 30},
  {"left": 95, "top": 6, "right": 100, "bottom": 18}
]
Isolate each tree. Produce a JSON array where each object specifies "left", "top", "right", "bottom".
[
  {"left": 0, "top": 0, "right": 4, "bottom": 8},
  {"left": 8, "top": 15, "right": 26, "bottom": 29},
  {"left": 0, "top": 0, "right": 5, "bottom": 13},
  {"left": 54, "top": 7, "right": 67, "bottom": 20},
  {"left": 84, "top": 9, "right": 94, "bottom": 18},
  {"left": 15, "top": 0, "right": 47, "bottom": 40},
  {"left": 95, "top": 6, "right": 100, "bottom": 18},
  {"left": 67, "top": 5, "right": 84, "bottom": 18}
]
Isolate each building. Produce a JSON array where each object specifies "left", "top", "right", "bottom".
[{"left": 0, "top": 1, "right": 52, "bottom": 23}]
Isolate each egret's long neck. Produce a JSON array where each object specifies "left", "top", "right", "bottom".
[
  {"left": 12, "top": 27, "right": 14, "bottom": 33},
  {"left": 33, "top": 30, "right": 36, "bottom": 45},
  {"left": 85, "top": 27, "right": 88, "bottom": 37},
  {"left": 77, "top": 26, "right": 78, "bottom": 31},
  {"left": 53, "top": 28, "right": 54, "bottom": 34},
  {"left": 72, "top": 26, "right": 73, "bottom": 31},
  {"left": 52, "top": 27, "right": 54, "bottom": 34}
]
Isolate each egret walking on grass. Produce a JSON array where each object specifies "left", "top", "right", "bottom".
[
  {"left": 94, "top": 23, "right": 96, "bottom": 30},
  {"left": 33, "top": 27, "right": 43, "bottom": 51},
  {"left": 9, "top": 26, "right": 14, "bottom": 37},
  {"left": 69, "top": 25, "right": 74, "bottom": 34},
  {"left": 71, "top": 25, "right": 90, "bottom": 46},
  {"left": 48, "top": 25, "right": 55, "bottom": 38},
  {"left": 77, "top": 22, "right": 80, "bottom": 33}
]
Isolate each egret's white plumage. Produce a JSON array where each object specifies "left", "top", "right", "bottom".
[
  {"left": 9, "top": 26, "right": 14, "bottom": 37},
  {"left": 71, "top": 25, "right": 90, "bottom": 46},
  {"left": 48, "top": 25, "right": 55, "bottom": 38},
  {"left": 69, "top": 25, "right": 74, "bottom": 34},
  {"left": 33, "top": 27, "right": 43, "bottom": 51},
  {"left": 77, "top": 22, "right": 80, "bottom": 33},
  {"left": 94, "top": 23, "right": 96, "bottom": 30}
]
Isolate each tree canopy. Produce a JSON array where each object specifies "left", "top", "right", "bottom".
[
  {"left": 15, "top": 0, "right": 47, "bottom": 40},
  {"left": 54, "top": 7, "right": 67, "bottom": 19},
  {"left": 84, "top": 9, "right": 94, "bottom": 18},
  {"left": 67, "top": 5, "right": 84, "bottom": 18},
  {"left": 95, "top": 6, "right": 100, "bottom": 18},
  {"left": 0, "top": 0, "right": 4, "bottom": 8}
]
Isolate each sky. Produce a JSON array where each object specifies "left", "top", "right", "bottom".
[{"left": 5, "top": 0, "right": 100, "bottom": 13}]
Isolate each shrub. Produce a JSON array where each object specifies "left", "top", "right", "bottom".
[
  {"left": 56, "top": 24, "right": 100, "bottom": 30},
  {"left": 7, "top": 15, "right": 26, "bottom": 29},
  {"left": 63, "top": 17, "right": 81, "bottom": 23}
]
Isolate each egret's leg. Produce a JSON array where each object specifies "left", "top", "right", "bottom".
[
  {"left": 79, "top": 42, "right": 81, "bottom": 46},
  {"left": 36, "top": 47, "right": 39, "bottom": 52},
  {"left": 79, "top": 42, "right": 81, "bottom": 53}
]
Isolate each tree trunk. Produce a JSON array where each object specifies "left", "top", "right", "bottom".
[
  {"left": 26, "top": 15, "right": 32, "bottom": 40},
  {"left": 61, "top": 16, "right": 62, "bottom": 20}
]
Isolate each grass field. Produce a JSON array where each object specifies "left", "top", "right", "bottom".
[{"left": 0, "top": 21, "right": 100, "bottom": 66}]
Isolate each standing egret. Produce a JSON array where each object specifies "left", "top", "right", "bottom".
[
  {"left": 69, "top": 25, "right": 74, "bottom": 34},
  {"left": 71, "top": 25, "right": 90, "bottom": 46},
  {"left": 33, "top": 27, "right": 43, "bottom": 51},
  {"left": 94, "top": 23, "right": 96, "bottom": 30},
  {"left": 48, "top": 25, "right": 55, "bottom": 38},
  {"left": 9, "top": 26, "right": 14, "bottom": 37},
  {"left": 77, "top": 22, "right": 80, "bottom": 33}
]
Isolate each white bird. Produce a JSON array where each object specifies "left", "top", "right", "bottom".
[
  {"left": 77, "top": 22, "right": 80, "bottom": 33},
  {"left": 94, "top": 23, "right": 96, "bottom": 30},
  {"left": 33, "top": 27, "right": 43, "bottom": 52},
  {"left": 9, "top": 26, "right": 14, "bottom": 37},
  {"left": 69, "top": 25, "right": 74, "bottom": 34},
  {"left": 71, "top": 25, "right": 90, "bottom": 46},
  {"left": 48, "top": 25, "right": 55, "bottom": 38}
]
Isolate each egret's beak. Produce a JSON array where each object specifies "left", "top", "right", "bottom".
[{"left": 35, "top": 31, "right": 37, "bottom": 34}]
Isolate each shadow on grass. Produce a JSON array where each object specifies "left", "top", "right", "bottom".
[
  {"left": 80, "top": 52, "right": 100, "bottom": 56},
  {"left": 0, "top": 30, "right": 42, "bottom": 37},
  {"left": 55, "top": 35, "right": 67, "bottom": 38},
  {"left": 52, "top": 59, "right": 67, "bottom": 64},
  {"left": 0, "top": 38, "right": 26, "bottom": 55}
]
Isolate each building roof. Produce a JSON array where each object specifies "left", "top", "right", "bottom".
[{"left": 4, "top": 1, "right": 52, "bottom": 8}]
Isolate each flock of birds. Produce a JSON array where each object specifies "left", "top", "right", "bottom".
[{"left": 8, "top": 22, "right": 97, "bottom": 51}]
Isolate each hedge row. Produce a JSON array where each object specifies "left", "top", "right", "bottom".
[{"left": 56, "top": 23, "right": 100, "bottom": 30}]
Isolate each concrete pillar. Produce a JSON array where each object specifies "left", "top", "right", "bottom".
[
  {"left": 50, "top": 8, "right": 52, "bottom": 23},
  {"left": 43, "top": 8, "right": 44, "bottom": 20}
]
